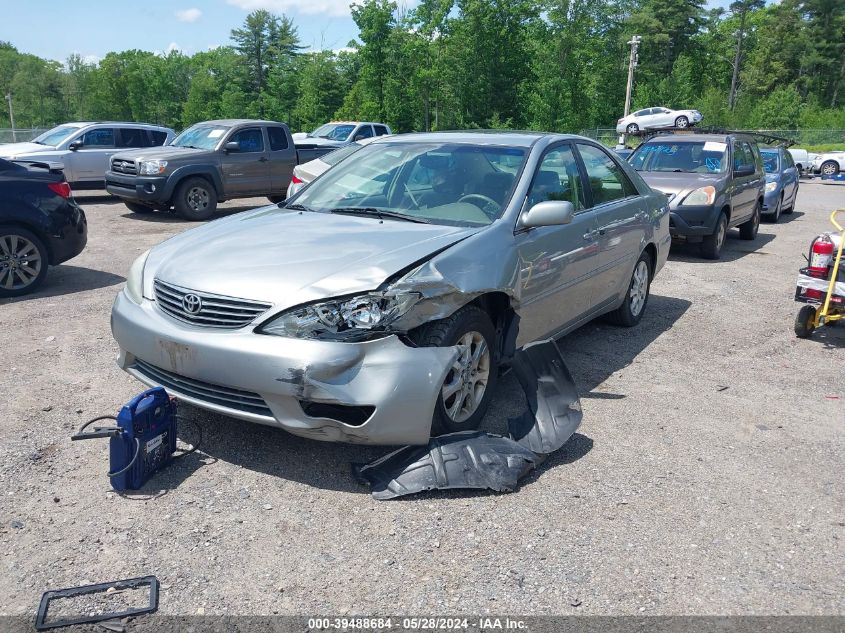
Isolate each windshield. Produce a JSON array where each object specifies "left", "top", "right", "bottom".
[
  {"left": 630, "top": 140, "right": 728, "bottom": 174},
  {"left": 33, "top": 125, "right": 84, "bottom": 147},
  {"left": 760, "top": 150, "right": 779, "bottom": 173},
  {"left": 311, "top": 123, "right": 355, "bottom": 141},
  {"left": 171, "top": 125, "right": 231, "bottom": 150},
  {"left": 320, "top": 143, "right": 364, "bottom": 167},
  {"left": 291, "top": 142, "right": 527, "bottom": 227}
]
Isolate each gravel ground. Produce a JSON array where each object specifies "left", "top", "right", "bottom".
[{"left": 0, "top": 185, "right": 843, "bottom": 619}]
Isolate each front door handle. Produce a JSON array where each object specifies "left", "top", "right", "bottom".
[
  {"left": 583, "top": 230, "right": 597, "bottom": 240},
  {"left": 259, "top": 157, "right": 269, "bottom": 163}
]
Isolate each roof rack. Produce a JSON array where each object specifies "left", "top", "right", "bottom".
[{"left": 639, "top": 126, "right": 795, "bottom": 147}]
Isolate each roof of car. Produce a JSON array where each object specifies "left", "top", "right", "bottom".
[
  {"left": 195, "top": 119, "right": 282, "bottom": 127},
  {"left": 66, "top": 121, "right": 172, "bottom": 129},
  {"left": 370, "top": 130, "right": 582, "bottom": 148},
  {"left": 641, "top": 132, "right": 754, "bottom": 144}
]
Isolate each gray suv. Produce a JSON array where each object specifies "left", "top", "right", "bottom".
[
  {"left": 111, "top": 132, "right": 671, "bottom": 445},
  {"left": 0, "top": 122, "right": 174, "bottom": 188},
  {"left": 629, "top": 133, "right": 765, "bottom": 259}
]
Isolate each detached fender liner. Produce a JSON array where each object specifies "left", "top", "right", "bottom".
[{"left": 356, "top": 338, "right": 583, "bottom": 499}]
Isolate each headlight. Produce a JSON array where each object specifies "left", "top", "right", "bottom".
[
  {"left": 138, "top": 159, "right": 168, "bottom": 175},
  {"left": 125, "top": 250, "right": 150, "bottom": 304},
  {"left": 258, "top": 292, "right": 421, "bottom": 340},
  {"left": 765, "top": 181, "right": 778, "bottom": 193},
  {"left": 681, "top": 185, "right": 716, "bottom": 206}
]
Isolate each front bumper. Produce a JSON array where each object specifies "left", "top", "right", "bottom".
[
  {"left": 668, "top": 204, "right": 720, "bottom": 238},
  {"left": 105, "top": 171, "right": 169, "bottom": 204},
  {"left": 111, "top": 291, "right": 458, "bottom": 445}
]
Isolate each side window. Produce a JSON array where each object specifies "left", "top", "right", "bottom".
[
  {"left": 150, "top": 130, "right": 168, "bottom": 146},
  {"left": 733, "top": 141, "right": 749, "bottom": 171},
  {"left": 267, "top": 127, "right": 289, "bottom": 151},
  {"left": 374, "top": 125, "right": 388, "bottom": 136},
  {"left": 784, "top": 151, "right": 794, "bottom": 168},
  {"left": 81, "top": 128, "right": 114, "bottom": 147},
  {"left": 354, "top": 125, "right": 375, "bottom": 140},
  {"left": 745, "top": 142, "right": 761, "bottom": 172},
  {"left": 576, "top": 143, "right": 637, "bottom": 206},
  {"left": 229, "top": 128, "right": 264, "bottom": 153},
  {"left": 117, "top": 128, "right": 150, "bottom": 148},
  {"left": 526, "top": 145, "right": 585, "bottom": 211}
]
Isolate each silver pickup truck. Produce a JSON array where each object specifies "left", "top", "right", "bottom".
[{"left": 105, "top": 119, "right": 333, "bottom": 220}]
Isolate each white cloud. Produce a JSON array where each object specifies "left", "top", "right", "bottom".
[
  {"left": 175, "top": 8, "right": 203, "bottom": 22},
  {"left": 227, "top": 0, "right": 351, "bottom": 18}
]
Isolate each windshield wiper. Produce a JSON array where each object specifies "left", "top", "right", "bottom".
[
  {"left": 285, "top": 203, "right": 316, "bottom": 212},
  {"left": 330, "top": 207, "right": 430, "bottom": 224}
]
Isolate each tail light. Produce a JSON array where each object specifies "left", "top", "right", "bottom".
[
  {"left": 808, "top": 235, "right": 834, "bottom": 278},
  {"left": 291, "top": 174, "right": 304, "bottom": 185},
  {"left": 47, "top": 182, "right": 72, "bottom": 199}
]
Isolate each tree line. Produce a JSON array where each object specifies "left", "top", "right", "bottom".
[{"left": 1, "top": 0, "right": 843, "bottom": 137}]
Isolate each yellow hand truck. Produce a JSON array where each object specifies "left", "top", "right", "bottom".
[{"left": 794, "top": 209, "right": 845, "bottom": 338}]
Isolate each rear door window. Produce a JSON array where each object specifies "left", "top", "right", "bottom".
[
  {"left": 117, "top": 128, "right": 151, "bottom": 148},
  {"left": 267, "top": 127, "right": 289, "bottom": 151},
  {"left": 150, "top": 130, "right": 168, "bottom": 146},
  {"left": 576, "top": 143, "right": 638, "bottom": 206},
  {"left": 374, "top": 125, "right": 389, "bottom": 136},
  {"left": 81, "top": 128, "right": 115, "bottom": 147}
]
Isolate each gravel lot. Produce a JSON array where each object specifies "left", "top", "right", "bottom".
[{"left": 1, "top": 184, "right": 843, "bottom": 619}]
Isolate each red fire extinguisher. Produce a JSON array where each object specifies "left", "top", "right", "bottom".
[{"left": 808, "top": 235, "right": 834, "bottom": 278}]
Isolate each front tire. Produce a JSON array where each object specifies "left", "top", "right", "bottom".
[
  {"left": 674, "top": 115, "right": 689, "bottom": 128},
  {"left": 0, "top": 225, "right": 49, "bottom": 298},
  {"left": 125, "top": 201, "right": 154, "bottom": 214},
  {"left": 410, "top": 305, "right": 499, "bottom": 436},
  {"left": 701, "top": 212, "right": 728, "bottom": 260},
  {"left": 605, "top": 251, "right": 652, "bottom": 327},
  {"left": 794, "top": 305, "right": 816, "bottom": 338},
  {"left": 820, "top": 161, "right": 839, "bottom": 176},
  {"left": 739, "top": 201, "right": 760, "bottom": 240},
  {"left": 174, "top": 177, "right": 217, "bottom": 221}
]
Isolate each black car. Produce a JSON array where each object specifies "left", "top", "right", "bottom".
[{"left": 0, "top": 158, "right": 87, "bottom": 297}]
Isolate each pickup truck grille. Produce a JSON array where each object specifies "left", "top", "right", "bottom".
[
  {"left": 111, "top": 158, "right": 137, "bottom": 175},
  {"left": 154, "top": 279, "right": 272, "bottom": 329}
]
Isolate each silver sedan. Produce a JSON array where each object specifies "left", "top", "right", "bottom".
[{"left": 112, "top": 132, "right": 670, "bottom": 445}]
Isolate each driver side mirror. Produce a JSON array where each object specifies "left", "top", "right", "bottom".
[
  {"left": 68, "top": 140, "right": 83, "bottom": 151},
  {"left": 521, "top": 200, "right": 575, "bottom": 228},
  {"left": 734, "top": 164, "right": 755, "bottom": 177},
  {"left": 223, "top": 141, "right": 240, "bottom": 153}
]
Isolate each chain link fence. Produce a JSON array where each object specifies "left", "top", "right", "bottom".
[
  {"left": 0, "top": 128, "right": 49, "bottom": 144},
  {"left": 579, "top": 128, "right": 845, "bottom": 148}
]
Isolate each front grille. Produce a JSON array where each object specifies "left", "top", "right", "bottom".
[
  {"left": 154, "top": 279, "right": 272, "bottom": 329},
  {"left": 133, "top": 359, "right": 273, "bottom": 417},
  {"left": 111, "top": 158, "right": 137, "bottom": 175}
]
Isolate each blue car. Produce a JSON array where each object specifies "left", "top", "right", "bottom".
[{"left": 760, "top": 147, "right": 800, "bottom": 222}]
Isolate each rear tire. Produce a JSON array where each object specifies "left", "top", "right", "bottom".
[
  {"left": 701, "top": 212, "right": 727, "bottom": 260},
  {"left": 174, "top": 177, "right": 217, "bottom": 221},
  {"left": 605, "top": 251, "right": 652, "bottom": 327},
  {"left": 739, "top": 201, "right": 760, "bottom": 240},
  {"left": 626, "top": 123, "right": 639, "bottom": 135},
  {"left": 410, "top": 305, "right": 499, "bottom": 437},
  {"left": 794, "top": 305, "right": 816, "bottom": 338},
  {"left": 0, "top": 225, "right": 49, "bottom": 298},
  {"left": 125, "top": 201, "right": 154, "bottom": 214}
]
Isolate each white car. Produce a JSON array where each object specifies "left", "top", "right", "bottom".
[
  {"left": 810, "top": 151, "right": 845, "bottom": 176},
  {"left": 616, "top": 107, "right": 703, "bottom": 135},
  {"left": 287, "top": 136, "right": 380, "bottom": 198},
  {"left": 787, "top": 148, "right": 810, "bottom": 174}
]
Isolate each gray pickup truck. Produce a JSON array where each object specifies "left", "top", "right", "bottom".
[{"left": 105, "top": 119, "right": 331, "bottom": 220}]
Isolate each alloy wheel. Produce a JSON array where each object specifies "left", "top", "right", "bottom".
[
  {"left": 0, "top": 234, "right": 43, "bottom": 291},
  {"left": 441, "top": 331, "right": 491, "bottom": 424},
  {"left": 629, "top": 260, "right": 649, "bottom": 317},
  {"left": 821, "top": 162, "right": 838, "bottom": 176}
]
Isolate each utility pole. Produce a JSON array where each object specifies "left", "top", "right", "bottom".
[
  {"left": 5, "top": 93, "right": 16, "bottom": 142},
  {"left": 619, "top": 35, "right": 641, "bottom": 147}
]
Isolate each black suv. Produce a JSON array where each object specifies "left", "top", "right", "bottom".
[{"left": 629, "top": 132, "right": 765, "bottom": 259}]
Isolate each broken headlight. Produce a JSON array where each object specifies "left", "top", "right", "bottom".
[{"left": 257, "top": 292, "right": 421, "bottom": 340}]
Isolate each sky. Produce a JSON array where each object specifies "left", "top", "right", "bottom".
[{"left": 1, "top": 0, "right": 733, "bottom": 65}]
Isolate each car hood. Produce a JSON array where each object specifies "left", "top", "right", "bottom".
[
  {"left": 638, "top": 171, "right": 724, "bottom": 202},
  {"left": 144, "top": 207, "right": 480, "bottom": 310},
  {"left": 0, "top": 142, "right": 57, "bottom": 157},
  {"left": 111, "top": 146, "right": 209, "bottom": 162}
]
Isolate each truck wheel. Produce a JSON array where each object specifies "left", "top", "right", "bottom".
[
  {"left": 410, "top": 305, "right": 499, "bottom": 437},
  {"left": 739, "top": 201, "right": 760, "bottom": 240},
  {"left": 0, "top": 225, "right": 49, "bottom": 298},
  {"left": 701, "top": 212, "right": 727, "bottom": 260},
  {"left": 605, "top": 251, "right": 652, "bottom": 327},
  {"left": 124, "top": 201, "right": 154, "bottom": 215},
  {"left": 174, "top": 177, "right": 217, "bottom": 221},
  {"left": 794, "top": 305, "right": 816, "bottom": 338}
]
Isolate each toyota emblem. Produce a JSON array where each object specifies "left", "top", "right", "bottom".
[{"left": 182, "top": 293, "right": 202, "bottom": 315}]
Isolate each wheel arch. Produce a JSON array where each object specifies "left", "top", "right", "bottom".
[
  {"left": 165, "top": 167, "right": 223, "bottom": 201},
  {"left": 0, "top": 220, "right": 55, "bottom": 264}
]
